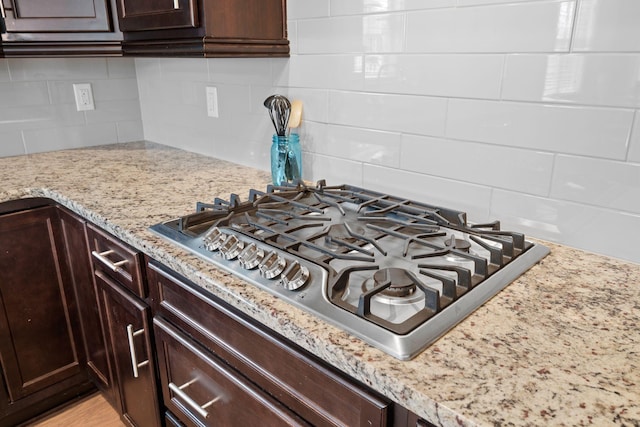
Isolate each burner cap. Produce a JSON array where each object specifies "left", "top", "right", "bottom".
[
  {"left": 373, "top": 268, "right": 417, "bottom": 297},
  {"left": 444, "top": 237, "right": 471, "bottom": 252}
]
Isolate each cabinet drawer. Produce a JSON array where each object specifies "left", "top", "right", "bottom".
[
  {"left": 117, "top": 0, "right": 199, "bottom": 32},
  {"left": 87, "top": 224, "right": 145, "bottom": 298},
  {"left": 154, "top": 318, "right": 309, "bottom": 427},
  {"left": 147, "top": 261, "right": 391, "bottom": 427}
]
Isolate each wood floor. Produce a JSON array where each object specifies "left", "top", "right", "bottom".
[{"left": 27, "top": 393, "right": 125, "bottom": 427}]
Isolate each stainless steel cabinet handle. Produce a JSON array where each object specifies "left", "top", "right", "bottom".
[
  {"left": 1, "top": 2, "right": 6, "bottom": 19},
  {"left": 169, "top": 379, "right": 222, "bottom": 419},
  {"left": 91, "top": 249, "right": 127, "bottom": 272},
  {"left": 173, "top": 0, "right": 179, "bottom": 9},
  {"left": 126, "top": 324, "right": 149, "bottom": 378}
]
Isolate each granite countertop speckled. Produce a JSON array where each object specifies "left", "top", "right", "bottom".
[{"left": 1, "top": 142, "right": 638, "bottom": 427}]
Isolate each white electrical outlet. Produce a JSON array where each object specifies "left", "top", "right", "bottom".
[
  {"left": 206, "top": 86, "right": 219, "bottom": 118},
  {"left": 73, "top": 83, "right": 95, "bottom": 111}
]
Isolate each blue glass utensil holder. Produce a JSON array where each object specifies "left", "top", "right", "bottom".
[{"left": 271, "top": 134, "right": 302, "bottom": 186}]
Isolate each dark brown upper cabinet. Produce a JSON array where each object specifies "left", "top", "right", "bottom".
[
  {"left": 116, "top": 0, "right": 289, "bottom": 57},
  {"left": 0, "top": 0, "right": 123, "bottom": 57}
]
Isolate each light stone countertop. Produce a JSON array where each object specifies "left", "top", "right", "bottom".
[{"left": 1, "top": 141, "right": 638, "bottom": 427}]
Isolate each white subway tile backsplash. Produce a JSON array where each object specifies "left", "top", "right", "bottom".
[
  {"left": 0, "top": 105, "right": 85, "bottom": 133},
  {"left": 551, "top": 155, "right": 640, "bottom": 214},
  {"left": 491, "top": 189, "right": 640, "bottom": 264},
  {"left": 107, "top": 58, "right": 137, "bottom": 78},
  {"left": 4, "top": 0, "right": 640, "bottom": 263},
  {"left": 116, "top": 120, "right": 144, "bottom": 143},
  {"left": 629, "top": 113, "right": 640, "bottom": 163},
  {"left": 457, "top": 0, "right": 549, "bottom": 5},
  {"left": 48, "top": 81, "right": 77, "bottom": 105},
  {"left": 207, "top": 58, "right": 274, "bottom": 86},
  {"left": 134, "top": 58, "right": 162, "bottom": 80},
  {"left": 288, "top": 0, "right": 330, "bottom": 19},
  {"left": 573, "top": 0, "right": 640, "bottom": 52},
  {"left": 502, "top": 54, "right": 640, "bottom": 107},
  {"left": 446, "top": 99, "right": 633, "bottom": 160},
  {"left": 329, "top": 91, "right": 447, "bottom": 136},
  {"left": 330, "top": 0, "right": 455, "bottom": 15},
  {"left": 92, "top": 78, "right": 140, "bottom": 101},
  {"left": 0, "top": 60, "right": 9, "bottom": 82},
  {"left": 296, "top": 121, "right": 328, "bottom": 155},
  {"left": 288, "top": 20, "right": 299, "bottom": 55},
  {"left": 363, "top": 54, "right": 503, "bottom": 99},
  {"left": 0, "top": 131, "right": 25, "bottom": 157},
  {"left": 7, "top": 58, "right": 109, "bottom": 81},
  {"left": 405, "top": 1, "right": 574, "bottom": 53},
  {"left": 296, "top": 16, "right": 361, "bottom": 54},
  {"left": 284, "top": 88, "right": 329, "bottom": 123},
  {"left": 322, "top": 125, "right": 401, "bottom": 167},
  {"left": 23, "top": 123, "right": 119, "bottom": 154},
  {"left": 297, "top": 14, "right": 405, "bottom": 54},
  {"left": 160, "top": 58, "right": 208, "bottom": 82},
  {"left": 85, "top": 99, "right": 142, "bottom": 124},
  {"left": 285, "top": 55, "right": 364, "bottom": 91},
  {"left": 0, "top": 81, "right": 49, "bottom": 107},
  {"left": 362, "top": 164, "right": 492, "bottom": 221},
  {"left": 303, "top": 152, "right": 364, "bottom": 185},
  {"left": 401, "top": 135, "right": 554, "bottom": 195}
]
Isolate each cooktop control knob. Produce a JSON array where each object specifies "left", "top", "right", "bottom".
[
  {"left": 279, "top": 260, "right": 310, "bottom": 291},
  {"left": 238, "top": 243, "right": 264, "bottom": 269},
  {"left": 258, "top": 251, "right": 286, "bottom": 279},
  {"left": 219, "top": 235, "right": 244, "bottom": 260},
  {"left": 203, "top": 227, "right": 227, "bottom": 252}
]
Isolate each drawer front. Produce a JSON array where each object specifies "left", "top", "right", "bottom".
[
  {"left": 117, "top": 0, "right": 198, "bottom": 32},
  {"left": 154, "top": 318, "right": 309, "bottom": 427},
  {"left": 87, "top": 224, "right": 145, "bottom": 298},
  {"left": 148, "top": 261, "right": 391, "bottom": 427}
]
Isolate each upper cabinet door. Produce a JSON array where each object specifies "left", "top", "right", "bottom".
[
  {"left": 2, "top": 0, "right": 113, "bottom": 33},
  {"left": 117, "top": 0, "right": 198, "bottom": 31}
]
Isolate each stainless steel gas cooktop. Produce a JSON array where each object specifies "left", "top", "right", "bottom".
[{"left": 150, "top": 181, "right": 549, "bottom": 360}]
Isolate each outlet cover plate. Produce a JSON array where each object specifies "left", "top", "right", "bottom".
[
  {"left": 206, "top": 86, "right": 219, "bottom": 118},
  {"left": 73, "top": 83, "right": 95, "bottom": 111}
]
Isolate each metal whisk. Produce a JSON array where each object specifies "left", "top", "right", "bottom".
[{"left": 263, "top": 94, "right": 291, "bottom": 136}]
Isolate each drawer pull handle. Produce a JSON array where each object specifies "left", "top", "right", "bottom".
[
  {"left": 126, "top": 324, "right": 149, "bottom": 378},
  {"left": 92, "top": 249, "right": 128, "bottom": 272},
  {"left": 169, "top": 379, "right": 222, "bottom": 419},
  {"left": 173, "top": 0, "right": 179, "bottom": 9},
  {"left": 0, "top": 2, "right": 6, "bottom": 19}
]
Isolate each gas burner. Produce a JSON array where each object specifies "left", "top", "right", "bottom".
[
  {"left": 444, "top": 236, "right": 471, "bottom": 253},
  {"left": 373, "top": 268, "right": 417, "bottom": 297}
]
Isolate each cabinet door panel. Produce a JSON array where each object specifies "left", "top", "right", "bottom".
[
  {"left": 58, "top": 208, "right": 115, "bottom": 403},
  {"left": 96, "top": 270, "right": 160, "bottom": 426},
  {"left": 2, "top": 0, "right": 112, "bottom": 32},
  {"left": 0, "top": 206, "right": 82, "bottom": 401},
  {"left": 117, "top": 0, "right": 198, "bottom": 31}
]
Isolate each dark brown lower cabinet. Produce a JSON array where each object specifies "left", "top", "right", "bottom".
[
  {"left": 147, "top": 260, "right": 393, "bottom": 427},
  {"left": 95, "top": 269, "right": 161, "bottom": 427},
  {"left": 0, "top": 200, "right": 92, "bottom": 426}
]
